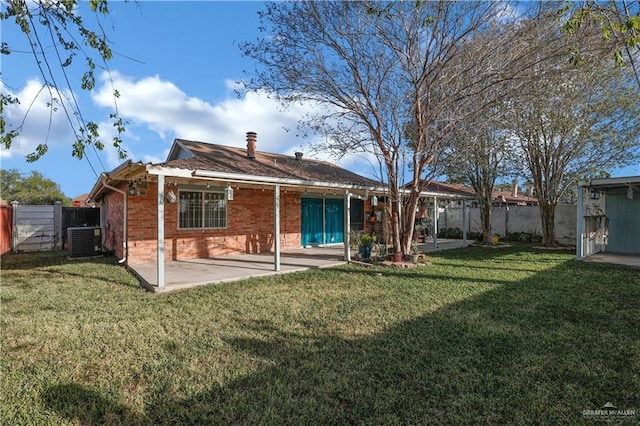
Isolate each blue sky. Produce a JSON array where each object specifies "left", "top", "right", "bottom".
[
  {"left": 2, "top": 1, "right": 638, "bottom": 199},
  {"left": 2, "top": 1, "right": 358, "bottom": 198}
]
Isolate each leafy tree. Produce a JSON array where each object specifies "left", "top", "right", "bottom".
[
  {"left": 1, "top": 0, "right": 126, "bottom": 162},
  {"left": 240, "top": 0, "right": 520, "bottom": 254},
  {"left": 561, "top": 0, "right": 640, "bottom": 89},
  {"left": 0, "top": 168, "right": 71, "bottom": 205}
]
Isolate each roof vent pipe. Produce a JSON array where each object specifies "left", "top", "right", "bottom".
[
  {"left": 246, "top": 131, "right": 257, "bottom": 159},
  {"left": 294, "top": 152, "right": 303, "bottom": 161}
]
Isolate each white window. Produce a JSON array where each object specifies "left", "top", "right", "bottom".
[{"left": 178, "top": 190, "right": 227, "bottom": 229}]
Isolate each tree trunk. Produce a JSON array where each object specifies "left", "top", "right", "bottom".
[
  {"left": 479, "top": 198, "right": 492, "bottom": 244},
  {"left": 391, "top": 198, "right": 402, "bottom": 255},
  {"left": 539, "top": 201, "right": 557, "bottom": 246},
  {"left": 389, "top": 178, "right": 403, "bottom": 255},
  {"left": 400, "top": 188, "right": 420, "bottom": 255}
]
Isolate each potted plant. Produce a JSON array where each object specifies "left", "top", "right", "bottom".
[
  {"left": 410, "top": 242, "right": 420, "bottom": 263},
  {"left": 359, "top": 233, "right": 375, "bottom": 260}
]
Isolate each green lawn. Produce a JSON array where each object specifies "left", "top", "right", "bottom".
[{"left": 1, "top": 246, "right": 639, "bottom": 424}]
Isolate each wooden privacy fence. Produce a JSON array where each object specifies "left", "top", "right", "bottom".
[
  {"left": 7, "top": 202, "right": 101, "bottom": 253},
  {"left": 0, "top": 204, "right": 12, "bottom": 255}
]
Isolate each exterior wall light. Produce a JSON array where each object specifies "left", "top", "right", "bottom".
[{"left": 224, "top": 184, "right": 234, "bottom": 201}]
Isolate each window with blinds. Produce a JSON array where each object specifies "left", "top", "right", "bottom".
[{"left": 178, "top": 191, "right": 227, "bottom": 229}]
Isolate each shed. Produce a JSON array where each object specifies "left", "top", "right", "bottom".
[{"left": 576, "top": 176, "right": 640, "bottom": 260}]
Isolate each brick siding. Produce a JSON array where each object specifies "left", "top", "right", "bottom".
[{"left": 106, "top": 182, "right": 303, "bottom": 264}]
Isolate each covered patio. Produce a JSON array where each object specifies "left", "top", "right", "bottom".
[{"left": 131, "top": 245, "right": 346, "bottom": 293}]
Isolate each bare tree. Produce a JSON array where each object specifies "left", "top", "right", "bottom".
[
  {"left": 240, "top": 0, "right": 519, "bottom": 254},
  {"left": 439, "top": 5, "right": 570, "bottom": 245},
  {"left": 444, "top": 118, "right": 512, "bottom": 244},
  {"left": 505, "top": 23, "right": 640, "bottom": 246}
]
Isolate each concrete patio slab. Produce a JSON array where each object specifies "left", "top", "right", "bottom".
[
  {"left": 129, "top": 240, "right": 472, "bottom": 293},
  {"left": 583, "top": 252, "right": 640, "bottom": 268},
  {"left": 130, "top": 245, "right": 346, "bottom": 293}
]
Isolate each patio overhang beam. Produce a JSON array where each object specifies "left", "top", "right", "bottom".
[{"left": 150, "top": 165, "right": 475, "bottom": 200}]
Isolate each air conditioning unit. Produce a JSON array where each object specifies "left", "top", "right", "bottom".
[{"left": 68, "top": 226, "right": 102, "bottom": 258}]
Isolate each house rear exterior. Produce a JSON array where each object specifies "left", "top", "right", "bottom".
[{"left": 89, "top": 133, "right": 380, "bottom": 266}]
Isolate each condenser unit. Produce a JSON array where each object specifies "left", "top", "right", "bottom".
[{"left": 68, "top": 226, "right": 102, "bottom": 258}]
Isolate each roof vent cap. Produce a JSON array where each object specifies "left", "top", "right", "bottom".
[{"left": 246, "top": 131, "right": 257, "bottom": 159}]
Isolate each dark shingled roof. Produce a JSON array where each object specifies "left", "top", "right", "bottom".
[{"left": 161, "top": 139, "right": 380, "bottom": 187}]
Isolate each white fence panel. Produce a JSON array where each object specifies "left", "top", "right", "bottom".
[
  {"left": 442, "top": 204, "right": 576, "bottom": 244},
  {"left": 13, "top": 205, "right": 55, "bottom": 252}
]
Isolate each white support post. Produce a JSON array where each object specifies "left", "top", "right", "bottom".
[
  {"left": 462, "top": 200, "right": 468, "bottom": 247},
  {"left": 157, "top": 174, "right": 165, "bottom": 288},
  {"left": 344, "top": 190, "right": 351, "bottom": 262},
  {"left": 433, "top": 196, "right": 438, "bottom": 250},
  {"left": 576, "top": 185, "right": 584, "bottom": 260},
  {"left": 274, "top": 184, "right": 281, "bottom": 272}
]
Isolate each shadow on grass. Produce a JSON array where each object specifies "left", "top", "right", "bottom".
[
  {"left": 1, "top": 250, "right": 119, "bottom": 270},
  {"left": 42, "top": 383, "right": 141, "bottom": 424},
  {"left": 1, "top": 251, "right": 140, "bottom": 289},
  {"left": 42, "top": 255, "right": 640, "bottom": 424}
]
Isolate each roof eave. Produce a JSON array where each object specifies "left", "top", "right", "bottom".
[
  {"left": 87, "top": 160, "right": 147, "bottom": 201},
  {"left": 579, "top": 175, "right": 640, "bottom": 189}
]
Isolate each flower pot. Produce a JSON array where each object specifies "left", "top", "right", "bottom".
[
  {"left": 392, "top": 252, "right": 403, "bottom": 262},
  {"left": 411, "top": 254, "right": 419, "bottom": 263},
  {"left": 360, "top": 245, "right": 372, "bottom": 260}
]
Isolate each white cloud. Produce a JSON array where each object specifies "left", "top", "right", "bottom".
[
  {"left": 0, "top": 79, "right": 76, "bottom": 159},
  {"left": 493, "top": 3, "right": 523, "bottom": 24},
  {"left": 91, "top": 71, "right": 335, "bottom": 162},
  {"left": 2, "top": 73, "right": 383, "bottom": 183}
]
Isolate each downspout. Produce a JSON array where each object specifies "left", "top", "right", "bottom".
[{"left": 101, "top": 175, "right": 128, "bottom": 264}]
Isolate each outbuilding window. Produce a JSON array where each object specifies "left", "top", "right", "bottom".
[{"left": 179, "top": 190, "right": 227, "bottom": 229}]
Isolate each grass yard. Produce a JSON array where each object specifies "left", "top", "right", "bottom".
[{"left": 1, "top": 246, "right": 639, "bottom": 424}]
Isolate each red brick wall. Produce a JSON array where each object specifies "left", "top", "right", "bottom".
[
  {"left": 103, "top": 185, "right": 125, "bottom": 259},
  {"left": 121, "top": 182, "right": 302, "bottom": 264}
]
